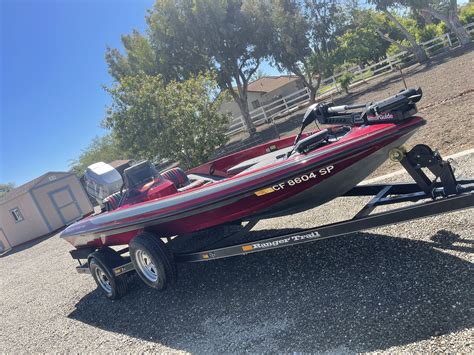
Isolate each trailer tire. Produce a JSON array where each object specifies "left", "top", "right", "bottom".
[
  {"left": 129, "top": 232, "right": 176, "bottom": 290},
  {"left": 88, "top": 248, "right": 128, "bottom": 300}
]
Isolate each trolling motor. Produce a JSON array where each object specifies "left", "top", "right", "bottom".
[
  {"left": 289, "top": 87, "right": 423, "bottom": 157},
  {"left": 304, "top": 87, "right": 423, "bottom": 127}
]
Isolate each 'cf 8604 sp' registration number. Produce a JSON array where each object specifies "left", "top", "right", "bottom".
[{"left": 255, "top": 165, "right": 334, "bottom": 196}]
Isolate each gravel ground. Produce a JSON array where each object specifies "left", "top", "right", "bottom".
[
  {"left": 1, "top": 152, "right": 473, "bottom": 353},
  {"left": 1, "top": 49, "right": 473, "bottom": 353}
]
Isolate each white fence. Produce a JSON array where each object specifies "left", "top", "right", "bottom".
[{"left": 227, "top": 22, "right": 474, "bottom": 136}]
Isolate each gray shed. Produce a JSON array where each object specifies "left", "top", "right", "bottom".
[{"left": 0, "top": 172, "right": 93, "bottom": 254}]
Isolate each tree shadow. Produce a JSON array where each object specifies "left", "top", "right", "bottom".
[
  {"left": 430, "top": 229, "right": 474, "bottom": 253},
  {"left": 68, "top": 230, "right": 473, "bottom": 352}
]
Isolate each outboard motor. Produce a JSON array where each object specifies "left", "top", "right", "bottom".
[{"left": 84, "top": 162, "right": 123, "bottom": 205}]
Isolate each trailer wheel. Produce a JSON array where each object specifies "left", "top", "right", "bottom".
[
  {"left": 88, "top": 248, "right": 128, "bottom": 300},
  {"left": 129, "top": 232, "right": 176, "bottom": 290}
]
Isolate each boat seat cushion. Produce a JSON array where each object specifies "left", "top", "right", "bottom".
[
  {"left": 162, "top": 167, "right": 208, "bottom": 191},
  {"left": 103, "top": 191, "right": 122, "bottom": 211},
  {"left": 178, "top": 179, "right": 207, "bottom": 192},
  {"left": 162, "top": 167, "right": 189, "bottom": 187}
]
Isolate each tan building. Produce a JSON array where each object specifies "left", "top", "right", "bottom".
[
  {"left": 219, "top": 75, "right": 305, "bottom": 119},
  {"left": 0, "top": 172, "right": 93, "bottom": 254}
]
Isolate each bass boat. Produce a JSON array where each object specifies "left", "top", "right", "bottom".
[{"left": 62, "top": 88, "right": 474, "bottom": 300}]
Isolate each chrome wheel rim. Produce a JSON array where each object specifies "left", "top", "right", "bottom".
[
  {"left": 95, "top": 267, "right": 112, "bottom": 294},
  {"left": 135, "top": 250, "right": 158, "bottom": 282}
]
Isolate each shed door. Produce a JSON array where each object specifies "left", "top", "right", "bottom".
[
  {"left": 0, "top": 229, "right": 12, "bottom": 255},
  {"left": 49, "top": 187, "right": 82, "bottom": 224}
]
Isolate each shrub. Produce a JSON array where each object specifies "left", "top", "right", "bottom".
[
  {"left": 415, "top": 23, "right": 444, "bottom": 43},
  {"left": 459, "top": 3, "right": 474, "bottom": 25},
  {"left": 337, "top": 71, "right": 354, "bottom": 94}
]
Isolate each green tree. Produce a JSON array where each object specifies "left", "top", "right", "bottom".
[
  {"left": 459, "top": 3, "right": 474, "bottom": 24},
  {"left": 106, "top": 30, "right": 158, "bottom": 82},
  {"left": 106, "top": 27, "right": 207, "bottom": 84},
  {"left": 404, "top": 0, "right": 471, "bottom": 45},
  {"left": 336, "top": 21, "right": 390, "bottom": 66},
  {"left": 412, "top": 22, "right": 444, "bottom": 42},
  {"left": 369, "top": 0, "right": 429, "bottom": 63},
  {"left": 141, "top": 0, "right": 273, "bottom": 136},
  {"left": 69, "top": 134, "right": 126, "bottom": 175},
  {"left": 264, "top": 0, "right": 348, "bottom": 103},
  {"left": 103, "top": 73, "right": 229, "bottom": 169}
]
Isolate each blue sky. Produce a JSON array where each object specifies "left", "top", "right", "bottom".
[
  {"left": 0, "top": 0, "right": 147, "bottom": 185},
  {"left": 0, "top": 0, "right": 281, "bottom": 186}
]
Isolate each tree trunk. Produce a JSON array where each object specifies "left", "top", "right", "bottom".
[
  {"left": 421, "top": 4, "right": 471, "bottom": 46},
  {"left": 384, "top": 9, "right": 429, "bottom": 63},
  {"left": 297, "top": 72, "right": 321, "bottom": 104},
  {"left": 448, "top": 9, "right": 471, "bottom": 46},
  {"left": 235, "top": 97, "right": 257, "bottom": 136},
  {"left": 226, "top": 75, "right": 257, "bottom": 137},
  {"left": 309, "top": 87, "right": 317, "bottom": 104},
  {"left": 309, "top": 76, "right": 322, "bottom": 103},
  {"left": 293, "top": 61, "right": 322, "bottom": 104}
]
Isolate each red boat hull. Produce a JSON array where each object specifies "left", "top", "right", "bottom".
[{"left": 61, "top": 117, "right": 425, "bottom": 248}]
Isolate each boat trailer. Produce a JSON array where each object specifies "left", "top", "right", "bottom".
[
  {"left": 71, "top": 144, "right": 474, "bottom": 296},
  {"left": 71, "top": 144, "right": 474, "bottom": 270}
]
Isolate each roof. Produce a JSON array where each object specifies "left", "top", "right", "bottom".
[
  {"left": 0, "top": 171, "right": 75, "bottom": 205},
  {"left": 247, "top": 75, "right": 299, "bottom": 93}
]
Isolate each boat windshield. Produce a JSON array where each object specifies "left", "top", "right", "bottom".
[{"left": 124, "top": 161, "right": 161, "bottom": 189}]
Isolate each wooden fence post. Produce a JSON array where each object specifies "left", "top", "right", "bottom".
[
  {"left": 387, "top": 55, "right": 393, "bottom": 70},
  {"left": 332, "top": 76, "right": 339, "bottom": 93},
  {"left": 446, "top": 33, "right": 452, "bottom": 47},
  {"left": 261, "top": 106, "right": 268, "bottom": 123},
  {"left": 239, "top": 115, "right": 245, "bottom": 132}
]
